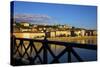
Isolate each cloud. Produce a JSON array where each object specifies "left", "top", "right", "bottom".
[{"left": 14, "top": 14, "right": 53, "bottom": 24}]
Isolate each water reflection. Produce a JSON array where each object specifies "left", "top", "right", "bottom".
[
  {"left": 14, "top": 40, "right": 97, "bottom": 64},
  {"left": 74, "top": 39, "right": 97, "bottom": 44},
  {"left": 13, "top": 33, "right": 97, "bottom": 64}
]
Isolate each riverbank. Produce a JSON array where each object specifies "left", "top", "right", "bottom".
[
  {"left": 47, "top": 36, "right": 97, "bottom": 44},
  {"left": 48, "top": 36, "right": 97, "bottom": 41},
  {"left": 13, "top": 32, "right": 97, "bottom": 44}
]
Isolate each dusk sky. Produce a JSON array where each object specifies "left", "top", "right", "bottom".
[{"left": 12, "top": 1, "right": 97, "bottom": 29}]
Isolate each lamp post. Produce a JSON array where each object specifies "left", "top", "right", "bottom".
[
  {"left": 43, "top": 27, "right": 47, "bottom": 40},
  {"left": 43, "top": 27, "right": 48, "bottom": 63}
]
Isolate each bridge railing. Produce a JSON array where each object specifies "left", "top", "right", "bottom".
[{"left": 11, "top": 36, "right": 97, "bottom": 65}]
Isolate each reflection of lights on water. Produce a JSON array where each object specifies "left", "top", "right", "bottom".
[{"left": 23, "top": 33, "right": 30, "bottom": 38}]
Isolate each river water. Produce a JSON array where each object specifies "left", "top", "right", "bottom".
[{"left": 13, "top": 33, "right": 97, "bottom": 64}]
